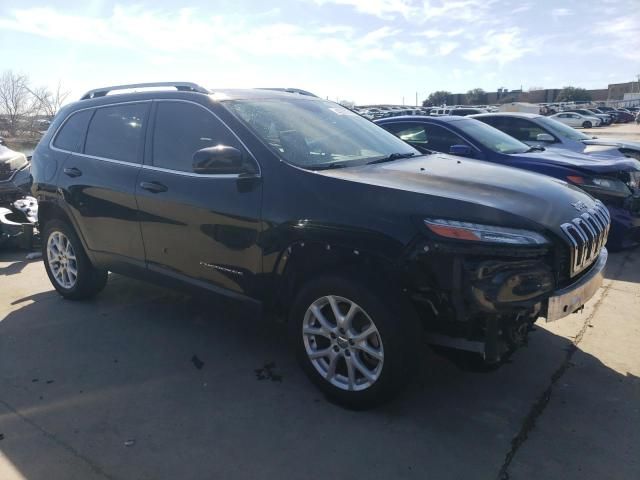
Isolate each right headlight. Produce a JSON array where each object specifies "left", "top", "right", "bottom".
[
  {"left": 424, "top": 218, "right": 550, "bottom": 245},
  {"left": 567, "top": 175, "right": 631, "bottom": 198}
]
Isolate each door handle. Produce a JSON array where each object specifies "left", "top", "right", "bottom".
[
  {"left": 63, "top": 167, "right": 82, "bottom": 178},
  {"left": 140, "top": 181, "right": 168, "bottom": 193}
]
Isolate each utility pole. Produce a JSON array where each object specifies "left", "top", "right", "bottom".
[
  {"left": 402, "top": 96, "right": 405, "bottom": 106},
  {"left": 415, "top": 91, "right": 418, "bottom": 106}
]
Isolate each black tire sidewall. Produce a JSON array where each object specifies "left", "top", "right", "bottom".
[
  {"left": 583, "top": 121, "right": 592, "bottom": 128},
  {"left": 289, "top": 274, "right": 418, "bottom": 408}
]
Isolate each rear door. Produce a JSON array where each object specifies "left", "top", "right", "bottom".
[
  {"left": 136, "top": 100, "right": 262, "bottom": 296},
  {"left": 54, "top": 102, "right": 149, "bottom": 263}
]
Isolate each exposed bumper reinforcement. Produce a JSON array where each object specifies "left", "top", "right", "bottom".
[{"left": 545, "top": 248, "right": 608, "bottom": 322}]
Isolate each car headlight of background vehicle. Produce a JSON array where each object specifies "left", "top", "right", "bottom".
[
  {"left": 424, "top": 219, "right": 549, "bottom": 245},
  {"left": 567, "top": 175, "right": 632, "bottom": 198}
]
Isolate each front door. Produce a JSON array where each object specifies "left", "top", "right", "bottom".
[{"left": 136, "top": 100, "right": 262, "bottom": 296}]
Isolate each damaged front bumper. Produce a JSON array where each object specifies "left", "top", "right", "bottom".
[{"left": 545, "top": 248, "right": 607, "bottom": 322}]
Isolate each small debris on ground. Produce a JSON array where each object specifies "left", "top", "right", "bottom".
[
  {"left": 255, "top": 361, "right": 283, "bottom": 382},
  {"left": 0, "top": 433, "right": 4, "bottom": 441},
  {"left": 124, "top": 439, "right": 136, "bottom": 447},
  {"left": 191, "top": 355, "right": 204, "bottom": 370},
  {"left": 46, "top": 380, "right": 54, "bottom": 384},
  {"left": 31, "top": 378, "right": 38, "bottom": 383}
]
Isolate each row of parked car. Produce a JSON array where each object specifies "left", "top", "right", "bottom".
[
  {"left": 3, "top": 82, "right": 638, "bottom": 407},
  {"left": 358, "top": 103, "right": 639, "bottom": 127},
  {"left": 550, "top": 106, "right": 638, "bottom": 128}
]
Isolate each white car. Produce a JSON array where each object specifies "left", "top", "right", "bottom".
[
  {"left": 429, "top": 107, "right": 452, "bottom": 116},
  {"left": 549, "top": 112, "right": 601, "bottom": 128}
]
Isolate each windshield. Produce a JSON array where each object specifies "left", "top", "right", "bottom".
[
  {"left": 537, "top": 116, "right": 591, "bottom": 141},
  {"left": 224, "top": 98, "right": 418, "bottom": 169},
  {"left": 454, "top": 118, "right": 530, "bottom": 154}
]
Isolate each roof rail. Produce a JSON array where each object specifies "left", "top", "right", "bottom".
[
  {"left": 257, "top": 88, "right": 319, "bottom": 98},
  {"left": 80, "top": 82, "right": 209, "bottom": 100}
]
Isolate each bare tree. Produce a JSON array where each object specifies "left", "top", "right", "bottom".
[
  {"left": 0, "top": 70, "right": 39, "bottom": 135},
  {"left": 29, "top": 81, "right": 70, "bottom": 119}
]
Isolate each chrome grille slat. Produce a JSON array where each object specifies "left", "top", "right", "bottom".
[{"left": 560, "top": 200, "right": 610, "bottom": 277}]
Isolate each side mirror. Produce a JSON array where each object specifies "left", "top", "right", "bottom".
[
  {"left": 536, "top": 133, "right": 555, "bottom": 142},
  {"left": 449, "top": 144, "right": 473, "bottom": 157},
  {"left": 192, "top": 145, "right": 250, "bottom": 175}
]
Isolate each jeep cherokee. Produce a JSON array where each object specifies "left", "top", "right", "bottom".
[{"left": 31, "top": 82, "right": 609, "bottom": 408}]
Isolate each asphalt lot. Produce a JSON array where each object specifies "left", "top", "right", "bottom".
[{"left": 1, "top": 123, "right": 639, "bottom": 480}]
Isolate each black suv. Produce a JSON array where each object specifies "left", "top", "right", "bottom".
[{"left": 31, "top": 82, "right": 609, "bottom": 407}]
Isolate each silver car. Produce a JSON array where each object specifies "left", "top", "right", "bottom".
[{"left": 471, "top": 112, "right": 640, "bottom": 161}]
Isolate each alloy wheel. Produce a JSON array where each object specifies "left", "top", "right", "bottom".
[
  {"left": 302, "top": 295, "right": 384, "bottom": 391},
  {"left": 47, "top": 231, "right": 78, "bottom": 289}
]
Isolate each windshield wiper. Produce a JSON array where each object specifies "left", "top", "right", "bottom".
[
  {"left": 366, "top": 152, "right": 416, "bottom": 165},
  {"left": 526, "top": 146, "right": 545, "bottom": 152},
  {"left": 307, "top": 162, "right": 350, "bottom": 171}
]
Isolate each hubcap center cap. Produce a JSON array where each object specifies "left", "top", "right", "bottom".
[{"left": 336, "top": 336, "right": 349, "bottom": 349}]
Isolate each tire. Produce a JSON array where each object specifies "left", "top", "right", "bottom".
[
  {"left": 582, "top": 121, "right": 592, "bottom": 128},
  {"left": 289, "top": 274, "right": 420, "bottom": 409},
  {"left": 42, "top": 219, "right": 108, "bottom": 300}
]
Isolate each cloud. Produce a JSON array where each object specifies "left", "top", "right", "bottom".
[
  {"left": 594, "top": 16, "right": 640, "bottom": 61},
  {"left": 0, "top": 6, "right": 403, "bottom": 65},
  {"left": 312, "top": 0, "right": 416, "bottom": 20},
  {"left": 463, "top": 27, "right": 531, "bottom": 65},
  {"left": 437, "top": 41, "right": 459, "bottom": 56},
  {"left": 551, "top": 8, "right": 572, "bottom": 20}
]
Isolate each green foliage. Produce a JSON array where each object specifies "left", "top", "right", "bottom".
[
  {"left": 465, "top": 88, "right": 486, "bottom": 105},
  {"left": 423, "top": 90, "right": 451, "bottom": 107},
  {"left": 556, "top": 86, "right": 592, "bottom": 102}
]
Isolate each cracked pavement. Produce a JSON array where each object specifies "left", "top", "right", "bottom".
[{"left": 0, "top": 247, "right": 638, "bottom": 480}]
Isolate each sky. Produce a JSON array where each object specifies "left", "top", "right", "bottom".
[{"left": 1, "top": 0, "right": 639, "bottom": 105}]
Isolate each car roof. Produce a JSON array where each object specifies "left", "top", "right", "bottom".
[
  {"left": 375, "top": 115, "right": 467, "bottom": 124},
  {"left": 469, "top": 112, "right": 542, "bottom": 119},
  {"left": 65, "top": 87, "right": 326, "bottom": 112}
]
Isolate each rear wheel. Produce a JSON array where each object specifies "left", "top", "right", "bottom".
[
  {"left": 289, "top": 274, "right": 420, "bottom": 409},
  {"left": 582, "top": 121, "right": 592, "bottom": 128},
  {"left": 42, "top": 219, "right": 108, "bottom": 300}
]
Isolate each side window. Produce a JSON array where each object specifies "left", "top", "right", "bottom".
[
  {"left": 499, "top": 118, "right": 551, "bottom": 142},
  {"left": 385, "top": 124, "right": 428, "bottom": 145},
  {"left": 85, "top": 103, "right": 148, "bottom": 163},
  {"left": 421, "top": 124, "right": 468, "bottom": 153},
  {"left": 476, "top": 116, "right": 504, "bottom": 129},
  {"left": 53, "top": 110, "right": 93, "bottom": 152},
  {"left": 152, "top": 102, "right": 244, "bottom": 172}
]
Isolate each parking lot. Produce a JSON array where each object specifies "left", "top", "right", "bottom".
[{"left": 1, "top": 124, "right": 639, "bottom": 480}]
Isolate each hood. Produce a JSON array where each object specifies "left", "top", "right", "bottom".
[
  {"left": 0, "top": 146, "right": 28, "bottom": 181},
  {"left": 515, "top": 148, "right": 640, "bottom": 174},
  {"left": 582, "top": 137, "right": 640, "bottom": 151},
  {"left": 317, "top": 153, "right": 599, "bottom": 240}
]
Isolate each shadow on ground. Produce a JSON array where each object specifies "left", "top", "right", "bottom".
[{"left": 0, "top": 255, "right": 638, "bottom": 480}]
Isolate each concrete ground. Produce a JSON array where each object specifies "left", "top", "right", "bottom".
[
  {"left": 1, "top": 251, "right": 638, "bottom": 480},
  {"left": 1, "top": 123, "right": 639, "bottom": 480}
]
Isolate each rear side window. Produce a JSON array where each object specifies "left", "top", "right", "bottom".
[
  {"left": 152, "top": 101, "right": 242, "bottom": 172},
  {"left": 496, "top": 118, "right": 551, "bottom": 142},
  {"left": 53, "top": 110, "right": 93, "bottom": 152},
  {"left": 85, "top": 103, "right": 148, "bottom": 163}
]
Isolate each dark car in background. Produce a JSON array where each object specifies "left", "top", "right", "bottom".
[
  {"left": 0, "top": 140, "right": 31, "bottom": 205},
  {"left": 449, "top": 108, "right": 488, "bottom": 116},
  {"left": 31, "top": 82, "right": 609, "bottom": 407},
  {"left": 376, "top": 115, "right": 640, "bottom": 249}
]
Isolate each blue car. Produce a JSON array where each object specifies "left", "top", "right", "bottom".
[{"left": 376, "top": 115, "right": 640, "bottom": 249}]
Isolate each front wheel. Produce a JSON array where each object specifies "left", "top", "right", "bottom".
[
  {"left": 289, "top": 274, "right": 420, "bottom": 408},
  {"left": 582, "top": 121, "right": 592, "bottom": 128},
  {"left": 42, "top": 219, "right": 108, "bottom": 300}
]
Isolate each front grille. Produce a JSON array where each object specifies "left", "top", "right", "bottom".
[{"left": 560, "top": 201, "right": 610, "bottom": 277}]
